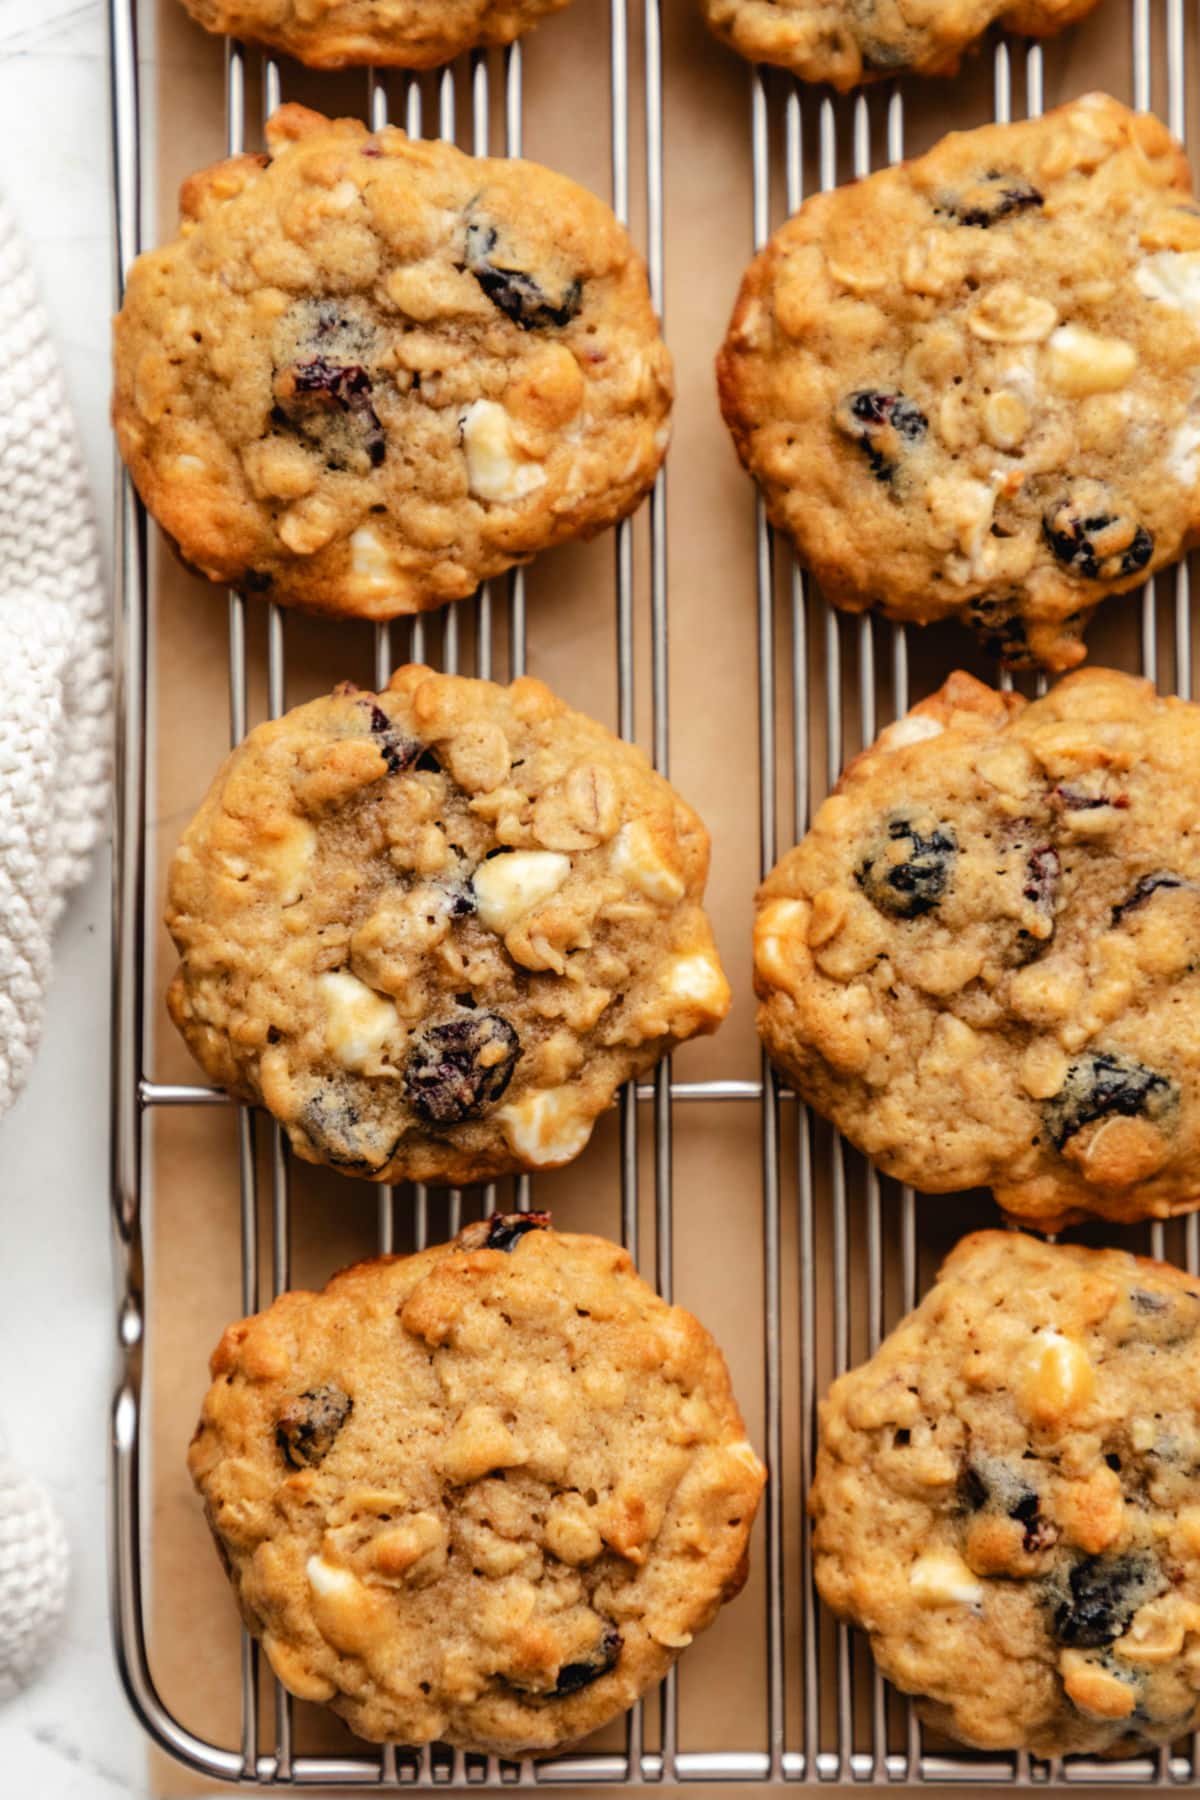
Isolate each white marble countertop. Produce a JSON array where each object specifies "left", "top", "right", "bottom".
[{"left": 0, "top": 1, "right": 155, "bottom": 1793}]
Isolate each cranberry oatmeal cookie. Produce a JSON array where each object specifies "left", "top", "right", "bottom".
[
  {"left": 718, "top": 95, "right": 1200, "bottom": 670},
  {"left": 167, "top": 665, "right": 730, "bottom": 1186},
  {"left": 755, "top": 667, "right": 1200, "bottom": 1230},
  {"left": 700, "top": 0, "right": 1099, "bottom": 91},
  {"left": 189, "top": 1215, "right": 766, "bottom": 1752},
  {"left": 178, "top": 0, "right": 570, "bottom": 69},
  {"left": 812, "top": 1231, "right": 1200, "bottom": 1756},
  {"left": 112, "top": 104, "right": 671, "bottom": 618}
]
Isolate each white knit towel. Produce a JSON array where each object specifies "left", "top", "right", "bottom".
[
  {"left": 0, "top": 195, "right": 108, "bottom": 1691},
  {"left": 0, "top": 192, "right": 110, "bottom": 1115},
  {"left": 0, "top": 1447, "right": 70, "bottom": 1701}
]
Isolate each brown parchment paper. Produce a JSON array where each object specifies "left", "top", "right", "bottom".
[{"left": 139, "top": 0, "right": 1200, "bottom": 1791}]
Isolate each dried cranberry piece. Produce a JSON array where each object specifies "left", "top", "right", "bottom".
[
  {"left": 273, "top": 301, "right": 386, "bottom": 469},
  {"left": 1055, "top": 785, "right": 1129, "bottom": 812},
  {"left": 483, "top": 1211, "right": 552, "bottom": 1252},
  {"left": 300, "top": 1088, "right": 401, "bottom": 1172},
  {"left": 283, "top": 358, "right": 386, "bottom": 467},
  {"left": 836, "top": 389, "right": 928, "bottom": 482},
  {"left": 548, "top": 1624, "right": 623, "bottom": 1697},
  {"left": 857, "top": 814, "right": 957, "bottom": 918},
  {"left": 404, "top": 1012, "right": 520, "bottom": 1125},
  {"left": 958, "top": 1464, "right": 991, "bottom": 1512},
  {"left": 1052, "top": 1553, "right": 1162, "bottom": 1649},
  {"left": 965, "top": 594, "right": 1032, "bottom": 668},
  {"left": 1023, "top": 846, "right": 1060, "bottom": 914},
  {"left": 365, "top": 702, "right": 423, "bottom": 775},
  {"left": 1044, "top": 1050, "right": 1177, "bottom": 1152},
  {"left": 503, "top": 1621, "right": 622, "bottom": 1701},
  {"left": 1043, "top": 498, "right": 1153, "bottom": 582},
  {"left": 960, "top": 1459, "right": 1056, "bottom": 1554},
  {"left": 275, "top": 1384, "right": 352, "bottom": 1468},
  {"left": 464, "top": 221, "right": 582, "bottom": 331},
  {"left": 1111, "top": 871, "right": 1188, "bottom": 926},
  {"left": 938, "top": 172, "right": 1044, "bottom": 227},
  {"left": 1009, "top": 1489, "right": 1056, "bottom": 1555},
  {"left": 291, "top": 356, "right": 370, "bottom": 407}
]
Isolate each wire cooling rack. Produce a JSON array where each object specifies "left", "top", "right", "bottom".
[{"left": 109, "top": 0, "right": 1200, "bottom": 1785}]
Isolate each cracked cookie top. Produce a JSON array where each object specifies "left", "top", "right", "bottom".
[
  {"left": 113, "top": 104, "right": 671, "bottom": 618},
  {"left": 718, "top": 96, "right": 1200, "bottom": 669},
  {"left": 755, "top": 667, "right": 1200, "bottom": 1229},
  {"left": 700, "top": 0, "right": 1099, "bottom": 91},
  {"left": 178, "top": 0, "right": 570, "bottom": 69},
  {"left": 166, "top": 664, "right": 729, "bottom": 1187},
  {"left": 812, "top": 1231, "right": 1200, "bottom": 1757},
  {"left": 188, "top": 1217, "right": 766, "bottom": 1752}
]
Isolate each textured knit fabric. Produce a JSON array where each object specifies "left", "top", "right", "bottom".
[
  {"left": 0, "top": 1448, "right": 69, "bottom": 1700},
  {"left": 0, "top": 194, "right": 110, "bottom": 1116}
]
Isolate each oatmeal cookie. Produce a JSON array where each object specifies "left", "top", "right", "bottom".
[
  {"left": 718, "top": 95, "right": 1200, "bottom": 670},
  {"left": 178, "top": 0, "right": 569, "bottom": 69},
  {"left": 700, "top": 0, "right": 1099, "bottom": 92},
  {"left": 166, "top": 664, "right": 730, "bottom": 1186},
  {"left": 755, "top": 667, "right": 1200, "bottom": 1229},
  {"left": 188, "top": 1215, "right": 766, "bottom": 1752},
  {"left": 112, "top": 104, "right": 671, "bottom": 618},
  {"left": 812, "top": 1230, "right": 1200, "bottom": 1757}
]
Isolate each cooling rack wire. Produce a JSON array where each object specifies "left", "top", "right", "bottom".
[{"left": 109, "top": 0, "right": 1200, "bottom": 1783}]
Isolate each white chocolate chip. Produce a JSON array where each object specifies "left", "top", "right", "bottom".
[
  {"left": 729, "top": 1439, "right": 767, "bottom": 1478},
  {"left": 1167, "top": 416, "right": 1200, "bottom": 490},
  {"left": 611, "top": 820, "right": 685, "bottom": 903},
  {"left": 497, "top": 1086, "right": 596, "bottom": 1167},
  {"left": 326, "top": 179, "right": 360, "bottom": 214},
  {"left": 663, "top": 951, "right": 730, "bottom": 1014},
  {"left": 305, "top": 1554, "right": 380, "bottom": 1658},
  {"left": 172, "top": 453, "right": 207, "bottom": 476},
  {"left": 968, "top": 284, "right": 1058, "bottom": 344},
  {"left": 1018, "top": 1328, "right": 1095, "bottom": 1427},
  {"left": 348, "top": 524, "right": 401, "bottom": 595},
  {"left": 1046, "top": 324, "right": 1137, "bottom": 396},
  {"left": 754, "top": 898, "right": 810, "bottom": 990},
  {"left": 1135, "top": 249, "right": 1200, "bottom": 318},
  {"left": 460, "top": 399, "right": 547, "bottom": 504},
  {"left": 925, "top": 474, "right": 996, "bottom": 571},
  {"left": 1129, "top": 1417, "right": 1157, "bottom": 1454},
  {"left": 278, "top": 498, "right": 340, "bottom": 555},
  {"left": 877, "top": 714, "right": 944, "bottom": 751},
  {"left": 306, "top": 1555, "right": 359, "bottom": 1601},
  {"left": 262, "top": 817, "right": 317, "bottom": 906},
  {"left": 909, "top": 1549, "right": 983, "bottom": 1608},
  {"left": 472, "top": 850, "right": 571, "bottom": 934},
  {"left": 318, "top": 969, "right": 399, "bottom": 1073}
]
